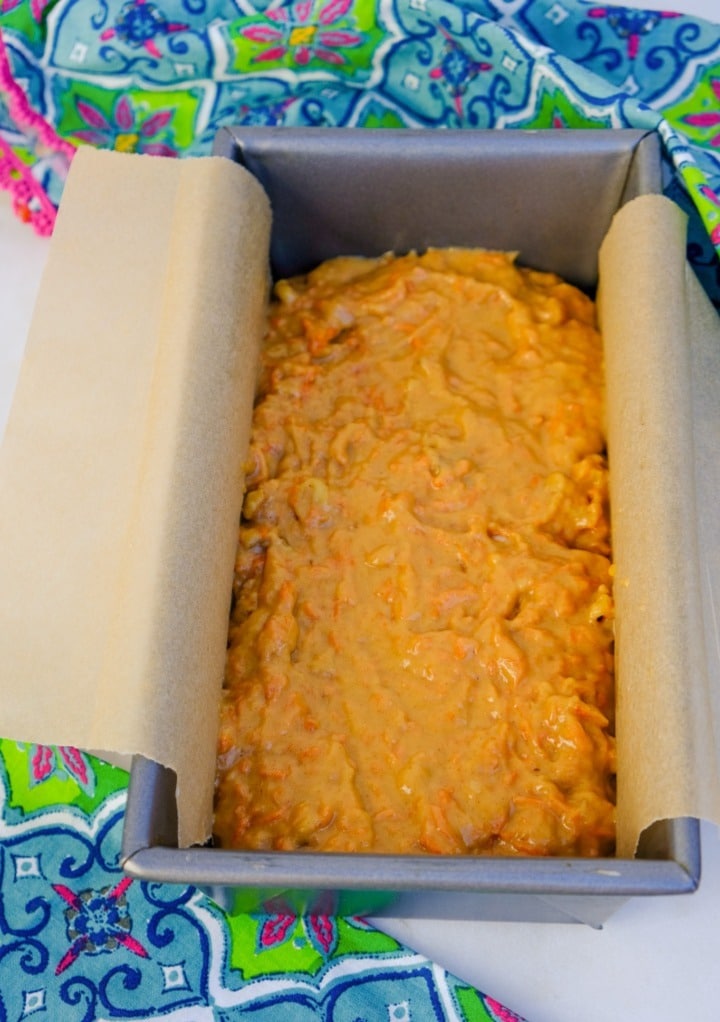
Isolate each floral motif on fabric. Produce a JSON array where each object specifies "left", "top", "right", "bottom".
[
  {"left": 100, "top": 0, "right": 189, "bottom": 60},
  {"left": 677, "top": 73, "right": 720, "bottom": 148},
  {"left": 257, "top": 893, "right": 340, "bottom": 958},
  {"left": 585, "top": 6, "right": 679, "bottom": 61},
  {"left": 258, "top": 911, "right": 339, "bottom": 957},
  {"left": 240, "top": 0, "right": 363, "bottom": 67},
  {"left": 29, "top": 744, "right": 95, "bottom": 797},
  {"left": 52, "top": 876, "right": 148, "bottom": 974},
  {"left": 229, "top": 0, "right": 384, "bottom": 79},
  {"left": 70, "top": 92, "right": 177, "bottom": 154},
  {"left": 428, "top": 27, "right": 493, "bottom": 119}
]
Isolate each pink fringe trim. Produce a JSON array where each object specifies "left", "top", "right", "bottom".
[
  {"left": 0, "top": 131, "right": 57, "bottom": 234},
  {"left": 0, "top": 27, "right": 75, "bottom": 235}
]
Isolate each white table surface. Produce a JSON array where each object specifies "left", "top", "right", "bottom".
[{"left": 2, "top": 1, "right": 719, "bottom": 1017}]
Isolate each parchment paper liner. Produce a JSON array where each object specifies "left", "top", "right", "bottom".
[
  {"left": 0, "top": 149, "right": 271, "bottom": 846},
  {"left": 599, "top": 195, "right": 720, "bottom": 856}
]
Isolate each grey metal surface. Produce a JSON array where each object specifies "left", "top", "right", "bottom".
[
  {"left": 212, "top": 127, "right": 662, "bottom": 289},
  {"left": 124, "top": 128, "right": 700, "bottom": 924},
  {"left": 123, "top": 756, "right": 699, "bottom": 925}
]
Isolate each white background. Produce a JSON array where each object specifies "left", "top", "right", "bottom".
[{"left": 1, "top": 0, "right": 719, "bottom": 1019}]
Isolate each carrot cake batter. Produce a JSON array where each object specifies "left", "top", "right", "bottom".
[{"left": 214, "top": 249, "right": 615, "bottom": 857}]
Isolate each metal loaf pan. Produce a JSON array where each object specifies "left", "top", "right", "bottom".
[{"left": 121, "top": 128, "right": 700, "bottom": 926}]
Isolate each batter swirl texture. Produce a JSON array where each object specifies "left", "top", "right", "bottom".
[{"left": 214, "top": 249, "right": 615, "bottom": 857}]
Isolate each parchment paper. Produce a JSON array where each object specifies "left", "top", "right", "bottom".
[
  {"left": 1, "top": 153, "right": 719, "bottom": 856},
  {"left": 599, "top": 194, "right": 720, "bottom": 856},
  {"left": 0, "top": 148, "right": 271, "bottom": 846}
]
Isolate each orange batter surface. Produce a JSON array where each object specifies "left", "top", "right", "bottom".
[{"left": 214, "top": 249, "right": 616, "bottom": 857}]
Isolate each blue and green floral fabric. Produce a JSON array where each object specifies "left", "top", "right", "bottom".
[
  {"left": 0, "top": 739, "right": 525, "bottom": 1021},
  {"left": 1, "top": 0, "right": 720, "bottom": 302}
]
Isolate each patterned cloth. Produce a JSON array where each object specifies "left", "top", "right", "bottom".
[
  {"left": 0, "top": 740, "right": 524, "bottom": 1021},
  {"left": 1, "top": 0, "right": 720, "bottom": 303},
  {"left": 2, "top": 2, "right": 720, "bottom": 1018}
]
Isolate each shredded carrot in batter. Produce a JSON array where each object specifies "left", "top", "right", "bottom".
[{"left": 214, "top": 249, "right": 615, "bottom": 857}]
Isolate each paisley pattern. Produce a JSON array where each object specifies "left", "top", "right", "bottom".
[
  {"left": 0, "top": 739, "right": 522, "bottom": 1021},
  {"left": 0, "top": 0, "right": 718, "bottom": 298}
]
